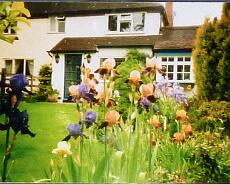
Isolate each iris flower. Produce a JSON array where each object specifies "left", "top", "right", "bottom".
[
  {"left": 139, "top": 98, "right": 151, "bottom": 112},
  {"left": 95, "top": 58, "right": 116, "bottom": 78},
  {"left": 176, "top": 110, "right": 187, "bottom": 121},
  {"left": 126, "top": 70, "right": 143, "bottom": 85},
  {"left": 105, "top": 110, "right": 120, "bottom": 127},
  {"left": 10, "top": 74, "right": 29, "bottom": 91},
  {"left": 142, "top": 57, "right": 164, "bottom": 76},
  {"left": 77, "top": 83, "right": 97, "bottom": 102},
  {"left": 52, "top": 141, "right": 72, "bottom": 157},
  {"left": 83, "top": 111, "right": 97, "bottom": 128},
  {"left": 173, "top": 132, "right": 185, "bottom": 143},
  {"left": 182, "top": 124, "right": 192, "bottom": 136},
  {"left": 151, "top": 115, "right": 161, "bottom": 128},
  {"left": 67, "top": 123, "right": 83, "bottom": 138},
  {"left": 139, "top": 83, "right": 157, "bottom": 103}
]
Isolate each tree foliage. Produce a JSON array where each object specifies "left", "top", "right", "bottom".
[
  {"left": 193, "top": 3, "right": 230, "bottom": 101},
  {"left": 0, "top": 2, "right": 30, "bottom": 43},
  {"left": 113, "top": 49, "right": 148, "bottom": 118}
]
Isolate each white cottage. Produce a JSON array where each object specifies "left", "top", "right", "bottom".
[{"left": 0, "top": 2, "right": 197, "bottom": 101}]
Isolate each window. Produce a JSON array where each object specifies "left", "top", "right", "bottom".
[
  {"left": 4, "top": 59, "right": 34, "bottom": 75},
  {"left": 108, "top": 13, "right": 145, "bottom": 33},
  {"left": 159, "top": 56, "right": 193, "bottom": 82},
  {"left": 100, "top": 58, "right": 125, "bottom": 68},
  {"left": 49, "top": 16, "right": 65, "bottom": 33}
]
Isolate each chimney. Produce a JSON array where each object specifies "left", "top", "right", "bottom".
[{"left": 165, "top": 2, "right": 173, "bottom": 27}]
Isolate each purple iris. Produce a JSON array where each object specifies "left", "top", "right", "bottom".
[
  {"left": 10, "top": 74, "right": 29, "bottom": 91},
  {"left": 67, "top": 123, "right": 83, "bottom": 137},
  {"left": 140, "top": 98, "right": 151, "bottom": 111},
  {"left": 83, "top": 111, "right": 97, "bottom": 128},
  {"left": 166, "top": 85, "right": 186, "bottom": 103},
  {"left": 78, "top": 84, "right": 89, "bottom": 97}
]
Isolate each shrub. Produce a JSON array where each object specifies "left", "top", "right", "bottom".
[
  {"left": 114, "top": 49, "right": 148, "bottom": 119},
  {"left": 188, "top": 99, "right": 230, "bottom": 134},
  {"left": 34, "top": 64, "right": 52, "bottom": 101}
]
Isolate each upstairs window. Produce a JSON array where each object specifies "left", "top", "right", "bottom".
[
  {"left": 108, "top": 13, "right": 145, "bottom": 33},
  {"left": 49, "top": 16, "right": 65, "bottom": 33}
]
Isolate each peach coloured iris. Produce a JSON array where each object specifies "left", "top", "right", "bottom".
[
  {"left": 105, "top": 110, "right": 120, "bottom": 127},
  {"left": 176, "top": 110, "right": 187, "bottom": 121}
]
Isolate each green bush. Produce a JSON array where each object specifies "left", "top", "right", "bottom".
[
  {"left": 33, "top": 64, "right": 52, "bottom": 101},
  {"left": 114, "top": 49, "right": 148, "bottom": 119},
  {"left": 188, "top": 99, "right": 230, "bottom": 134}
]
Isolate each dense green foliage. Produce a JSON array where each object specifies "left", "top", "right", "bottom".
[
  {"left": 193, "top": 3, "right": 230, "bottom": 100},
  {"left": 34, "top": 64, "right": 52, "bottom": 101},
  {"left": 188, "top": 99, "right": 230, "bottom": 134},
  {"left": 114, "top": 49, "right": 147, "bottom": 119}
]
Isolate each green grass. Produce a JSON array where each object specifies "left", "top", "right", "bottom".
[{"left": 0, "top": 102, "right": 78, "bottom": 182}]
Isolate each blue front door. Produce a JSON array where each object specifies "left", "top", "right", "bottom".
[{"left": 64, "top": 54, "right": 82, "bottom": 99}]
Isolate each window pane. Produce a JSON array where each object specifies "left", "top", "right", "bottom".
[
  {"left": 168, "top": 57, "right": 174, "bottom": 61},
  {"left": 120, "top": 21, "right": 131, "bottom": 32},
  {"left": 168, "top": 65, "right": 174, "bottom": 72},
  {"left": 177, "top": 73, "right": 183, "bottom": 80},
  {"left": 50, "top": 17, "right": 56, "bottom": 32},
  {"left": 58, "top": 21, "right": 65, "bottom": 32},
  {"left": 178, "top": 57, "right": 183, "bottom": 62},
  {"left": 168, "top": 73, "right": 173, "bottom": 80},
  {"left": 15, "top": 59, "right": 24, "bottom": 74},
  {"left": 108, "top": 15, "right": 117, "bottom": 31},
  {"left": 177, "top": 65, "right": 183, "bottom": 72},
  {"left": 120, "top": 14, "right": 131, "bottom": 20},
  {"left": 184, "top": 65, "right": 190, "bottom": 72},
  {"left": 185, "top": 57, "right": 191, "bottom": 61},
  {"left": 26, "top": 60, "right": 34, "bottom": 75},
  {"left": 162, "top": 57, "right": 167, "bottom": 62},
  {"left": 184, "top": 73, "right": 190, "bottom": 80},
  {"left": 115, "top": 58, "right": 125, "bottom": 67},
  {"left": 5, "top": 60, "right": 12, "bottom": 74},
  {"left": 133, "top": 13, "right": 145, "bottom": 31}
]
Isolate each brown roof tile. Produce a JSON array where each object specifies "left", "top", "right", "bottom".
[
  {"left": 154, "top": 26, "right": 198, "bottom": 50},
  {"left": 50, "top": 35, "right": 157, "bottom": 53}
]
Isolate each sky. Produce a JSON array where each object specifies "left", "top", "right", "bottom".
[{"left": 162, "top": 2, "right": 223, "bottom": 26}]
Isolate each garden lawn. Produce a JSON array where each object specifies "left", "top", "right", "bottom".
[{"left": 0, "top": 102, "right": 78, "bottom": 182}]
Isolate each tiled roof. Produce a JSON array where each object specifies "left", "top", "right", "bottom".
[
  {"left": 50, "top": 35, "right": 158, "bottom": 53},
  {"left": 25, "top": 2, "right": 168, "bottom": 25},
  {"left": 154, "top": 26, "right": 198, "bottom": 50}
]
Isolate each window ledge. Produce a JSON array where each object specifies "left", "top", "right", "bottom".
[
  {"left": 106, "top": 31, "right": 145, "bottom": 36},
  {"left": 47, "top": 32, "right": 66, "bottom": 34}
]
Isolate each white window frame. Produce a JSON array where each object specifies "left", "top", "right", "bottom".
[
  {"left": 49, "top": 16, "right": 65, "bottom": 33},
  {"left": 4, "top": 58, "right": 34, "bottom": 76},
  {"left": 107, "top": 12, "right": 145, "bottom": 34},
  {"left": 158, "top": 56, "right": 194, "bottom": 83}
]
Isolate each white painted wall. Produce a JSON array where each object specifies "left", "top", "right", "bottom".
[{"left": 0, "top": 12, "right": 161, "bottom": 100}]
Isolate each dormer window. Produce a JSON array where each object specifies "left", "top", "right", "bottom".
[
  {"left": 49, "top": 16, "right": 65, "bottom": 33},
  {"left": 108, "top": 12, "right": 145, "bottom": 33}
]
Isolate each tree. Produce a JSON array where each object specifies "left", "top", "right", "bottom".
[
  {"left": 193, "top": 3, "right": 230, "bottom": 101},
  {"left": 0, "top": 2, "right": 30, "bottom": 43},
  {"left": 216, "top": 3, "right": 230, "bottom": 100}
]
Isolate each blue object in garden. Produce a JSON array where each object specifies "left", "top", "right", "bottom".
[
  {"left": 10, "top": 74, "right": 29, "bottom": 91},
  {"left": 83, "top": 111, "right": 97, "bottom": 128},
  {"left": 67, "top": 123, "right": 83, "bottom": 137},
  {"left": 78, "top": 84, "right": 89, "bottom": 97},
  {"left": 140, "top": 98, "right": 151, "bottom": 111}
]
